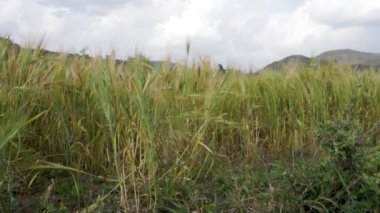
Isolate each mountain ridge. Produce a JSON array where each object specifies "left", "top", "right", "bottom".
[
  {"left": 262, "top": 49, "right": 380, "bottom": 71},
  {"left": 3, "top": 36, "right": 379, "bottom": 72},
  {"left": 0, "top": 36, "right": 174, "bottom": 69}
]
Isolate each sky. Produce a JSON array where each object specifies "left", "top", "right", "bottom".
[{"left": 1, "top": 0, "right": 380, "bottom": 71}]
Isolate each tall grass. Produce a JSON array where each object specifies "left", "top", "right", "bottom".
[{"left": 1, "top": 41, "right": 380, "bottom": 211}]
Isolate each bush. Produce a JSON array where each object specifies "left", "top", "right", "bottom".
[{"left": 283, "top": 106, "right": 380, "bottom": 212}]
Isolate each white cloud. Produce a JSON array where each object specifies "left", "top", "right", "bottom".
[
  {"left": 1, "top": 0, "right": 380, "bottom": 70},
  {"left": 151, "top": 0, "right": 225, "bottom": 46},
  {"left": 37, "top": 0, "right": 129, "bottom": 16},
  {"left": 251, "top": 0, "right": 380, "bottom": 64},
  {"left": 301, "top": 0, "right": 380, "bottom": 27}
]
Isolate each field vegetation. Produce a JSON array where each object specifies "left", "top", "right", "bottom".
[{"left": 1, "top": 39, "right": 379, "bottom": 212}]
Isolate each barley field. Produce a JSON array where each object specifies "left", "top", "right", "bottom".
[{"left": 1, "top": 41, "right": 379, "bottom": 212}]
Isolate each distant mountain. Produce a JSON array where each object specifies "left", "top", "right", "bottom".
[
  {"left": 0, "top": 36, "right": 21, "bottom": 58},
  {"left": 262, "top": 49, "right": 380, "bottom": 71},
  {"left": 0, "top": 36, "right": 174, "bottom": 69},
  {"left": 316, "top": 49, "right": 380, "bottom": 64},
  {"left": 262, "top": 55, "right": 311, "bottom": 70}
]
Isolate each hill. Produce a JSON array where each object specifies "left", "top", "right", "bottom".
[
  {"left": 262, "top": 55, "right": 311, "bottom": 70},
  {"left": 262, "top": 49, "right": 380, "bottom": 71},
  {"left": 0, "top": 36, "right": 173, "bottom": 69}
]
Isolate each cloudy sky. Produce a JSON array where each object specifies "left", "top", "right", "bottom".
[{"left": 1, "top": 0, "right": 380, "bottom": 70}]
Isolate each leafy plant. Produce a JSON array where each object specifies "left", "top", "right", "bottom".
[{"left": 283, "top": 104, "right": 380, "bottom": 211}]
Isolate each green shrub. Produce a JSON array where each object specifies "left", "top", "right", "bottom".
[{"left": 283, "top": 106, "right": 380, "bottom": 211}]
